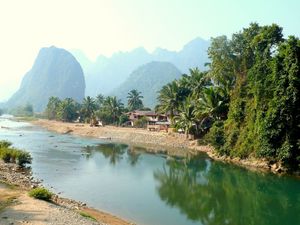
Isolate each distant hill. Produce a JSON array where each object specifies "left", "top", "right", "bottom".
[
  {"left": 71, "top": 37, "right": 209, "bottom": 97},
  {"left": 112, "top": 61, "right": 182, "bottom": 108},
  {"left": 6, "top": 46, "right": 85, "bottom": 112}
]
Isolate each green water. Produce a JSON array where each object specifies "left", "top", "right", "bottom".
[{"left": 0, "top": 116, "right": 299, "bottom": 225}]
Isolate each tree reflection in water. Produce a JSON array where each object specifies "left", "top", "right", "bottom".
[
  {"left": 154, "top": 155, "right": 300, "bottom": 225},
  {"left": 82, "top": 143, "right": 141, "bottom": 166}
]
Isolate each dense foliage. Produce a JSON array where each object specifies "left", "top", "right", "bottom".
[
  {"left": 156, "top": 23, "right": 300, "bottom": 170},
  {"left": 45, "top": 90, "right": 146, "bottom": 126}
]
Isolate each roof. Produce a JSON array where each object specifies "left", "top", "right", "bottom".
[{"left": 128, "top": 110, "right": 158, "bottom": 116}]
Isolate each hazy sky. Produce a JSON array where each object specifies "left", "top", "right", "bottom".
[{"left": 0, "top": 0, "right": 299, "bottom": 101}]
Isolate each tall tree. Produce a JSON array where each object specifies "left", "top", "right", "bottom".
[
  {"left": 156, "top": 80, "right": 189, "bottom": 122},
  {"left": 127, "top": 89, "right": 144, "bottom": 111},
  {"left": 82, "top": 96, "right": 97, "bottom": 120},
  {"left": 175, "top": 96, "right": 197, "bottom": 138},
  {"left": 96, "top": 94, "right": 105, "bottom": 109},
  {"left": 57, "top": 98, "right": 78, "bottom": 122},
  {"left": 46, "top": 97, "right": 61, "bottom": 120},
  {"left": 103, "top": 96, "right": 124, "bottom": 123}
]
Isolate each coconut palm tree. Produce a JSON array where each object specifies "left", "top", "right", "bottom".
[
  {"left": 156, "top": 80, "right": 185, "bottom": 123},
  {"left": 127, "top": 89, "right": 144, "bottom": 111},
  {"left": 96, "top": 94, "right": 105, "bottom": 109},
  {"left": 175, "top": 96, "right": 197, "bottom": 138},
  {"left": 82, "top": 96, "right": 97, "bottom": 120},
  {"left": 57, "top": 98, "right": 77, "bottom": 122},
  {"left": 103, "top": 96, "right": 124, "bottom": 124},
  {"left": 46, "top": 96, "right": 61, "bottom": 120},
  {"left": 197, "top": 87, "right": 226, "bottom": 120}
]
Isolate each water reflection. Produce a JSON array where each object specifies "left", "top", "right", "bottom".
[
  {"left": 82, "top": 143, "right": 142, "bottom": 166},
  {"left": 154, "top": 155, "right": 300, "bottom": 225}
]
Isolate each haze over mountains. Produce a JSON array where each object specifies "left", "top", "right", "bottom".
[
  {"left": 72, "top": 37, "right": 210, "bottom": 98},
  {"left": 5, "top": 37, "right": 209, "bottom": 111},
  {"left": 6, "top": 46, "right": 85, "bottom": 112},
  {"left": 112, "top": 61, "right": 182, "bottom": 108}
]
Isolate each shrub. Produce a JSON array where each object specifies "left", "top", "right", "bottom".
[
  {"left": 0, "top": 149, "right": 12, "bottom": 163},
  {"left": 134, "top": 116, "right": 148, "bottom": 128},
  {"left": 16, "top": 151, "right": 32, "bottom": 167},
  {"left": 0, "top": 142, "right": 32, "bottom": 167},
  {"left": 0, "top": 140, "right": 12, "bottom": 148},
  {"left": 205, "top": 121, "right": 225, "bottom": 151},
  {"left": 29, "top": 187, "right": 52, "bottom": 201}
]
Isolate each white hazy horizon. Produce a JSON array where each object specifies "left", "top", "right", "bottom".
[{"left": 0, "top": 0, "right": 299, "bottom": 102}]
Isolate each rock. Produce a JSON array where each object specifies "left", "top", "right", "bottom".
[{"left": 6, "top": 46, "right": 85, "bottom": 112}]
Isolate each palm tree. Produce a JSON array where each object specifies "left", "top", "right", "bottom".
[
  {"left": 103, "top": 96, "right": 124, "bottom": 123},
  {"left": 96, "top": 94, "right": 105, "bottom": 109},
  {"left": 127, "top": 89, "right": 144, "bottom": 111},
  {"left": 46, "top": 96, "right": 61, "bottom": 120},
  {"left": 57, "top": 98, "right": 77, "bottom": 122},
  {"left": 197, "top": 87, "right": 226, "bottom": 120},
  {"left": 175, "top": 97, "right": 197, "bottom": 138},
  {"left": 82, "top": 96, "right": 97, "bottom": 120},
  {"left": 156, "top": 80, "right": 183, "bottom": 123}
]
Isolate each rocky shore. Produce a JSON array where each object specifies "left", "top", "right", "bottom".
[{"left": 0, "top": 160, "right": 134, "bottom": 225}]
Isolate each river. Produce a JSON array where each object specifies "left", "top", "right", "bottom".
[{"left": 0, "top": 115, "right": 299, "bottom": 225}]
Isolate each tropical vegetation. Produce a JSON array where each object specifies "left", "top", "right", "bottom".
[
  {"left": 156, "top": 23, "right": 300, "bottom": 170},
  {"left": 127, "top": 89, "right": 144, "bottom": 111},
  {"left": 45, "top": 89, "right": 146, "bottom": 126}
]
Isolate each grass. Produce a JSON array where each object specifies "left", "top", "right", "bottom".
[
  {"left": 79, "top": 211, "right": 97, "bottom": 221},
  {"left": 28, "top": 187, "right": 53, "bottom": 201},
  {"left": 0, "top": 140, "right": 32, "bottom": 167}
]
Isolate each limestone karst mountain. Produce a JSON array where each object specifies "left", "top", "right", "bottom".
[
  {"left": 112, "top": 61, "right": 182, "bottom": 108},
  {"left": 72, "top": 37, "right": 209, "bottom": 97},
  {"left": 7, "top": 46, "right": 85, "bottom": 112}
]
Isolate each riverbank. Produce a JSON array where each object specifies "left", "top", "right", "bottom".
[
  {"left": 31, "top": 119, "right": 275, "bottom": 172},
  {"left": 0, "top": 161, "right": 135, "bottom": 225},
  {"left": 31, "top": 119, "right": 212, "bottom": 157}
]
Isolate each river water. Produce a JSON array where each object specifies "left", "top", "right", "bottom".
[{"left": 0, "top": 115, "right": 299, "bottom": 225}]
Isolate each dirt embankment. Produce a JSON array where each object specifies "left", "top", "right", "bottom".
[{"left": 0, "top": 161, "right": 135, "bottom": 225}]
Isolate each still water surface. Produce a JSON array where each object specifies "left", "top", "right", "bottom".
[{"left": 0, "top": 116, "right": 300, "bottom": 225}]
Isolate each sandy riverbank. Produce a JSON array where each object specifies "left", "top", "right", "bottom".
[
  {"left": 31, "top": 119, "right": 212, "bottom": 156},
  {"left": 0, "top": 161, "right": 135, "bottom": 225}
]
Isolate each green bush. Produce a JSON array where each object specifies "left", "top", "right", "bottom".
[
  {"left": 29, "top": 187, "right": 52, "bottom": 201},
  {"left": 16, "top": 151, "right": 32, "bottom": 167},
  {"left": 0, "top": 149, "right": 12, "bottom": 163},
  {"left": 0, "top": 141, "right": 32, "bottom": 167},
  {"left": 0, "top": 140, "right": 12, "bottom": 148}
]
